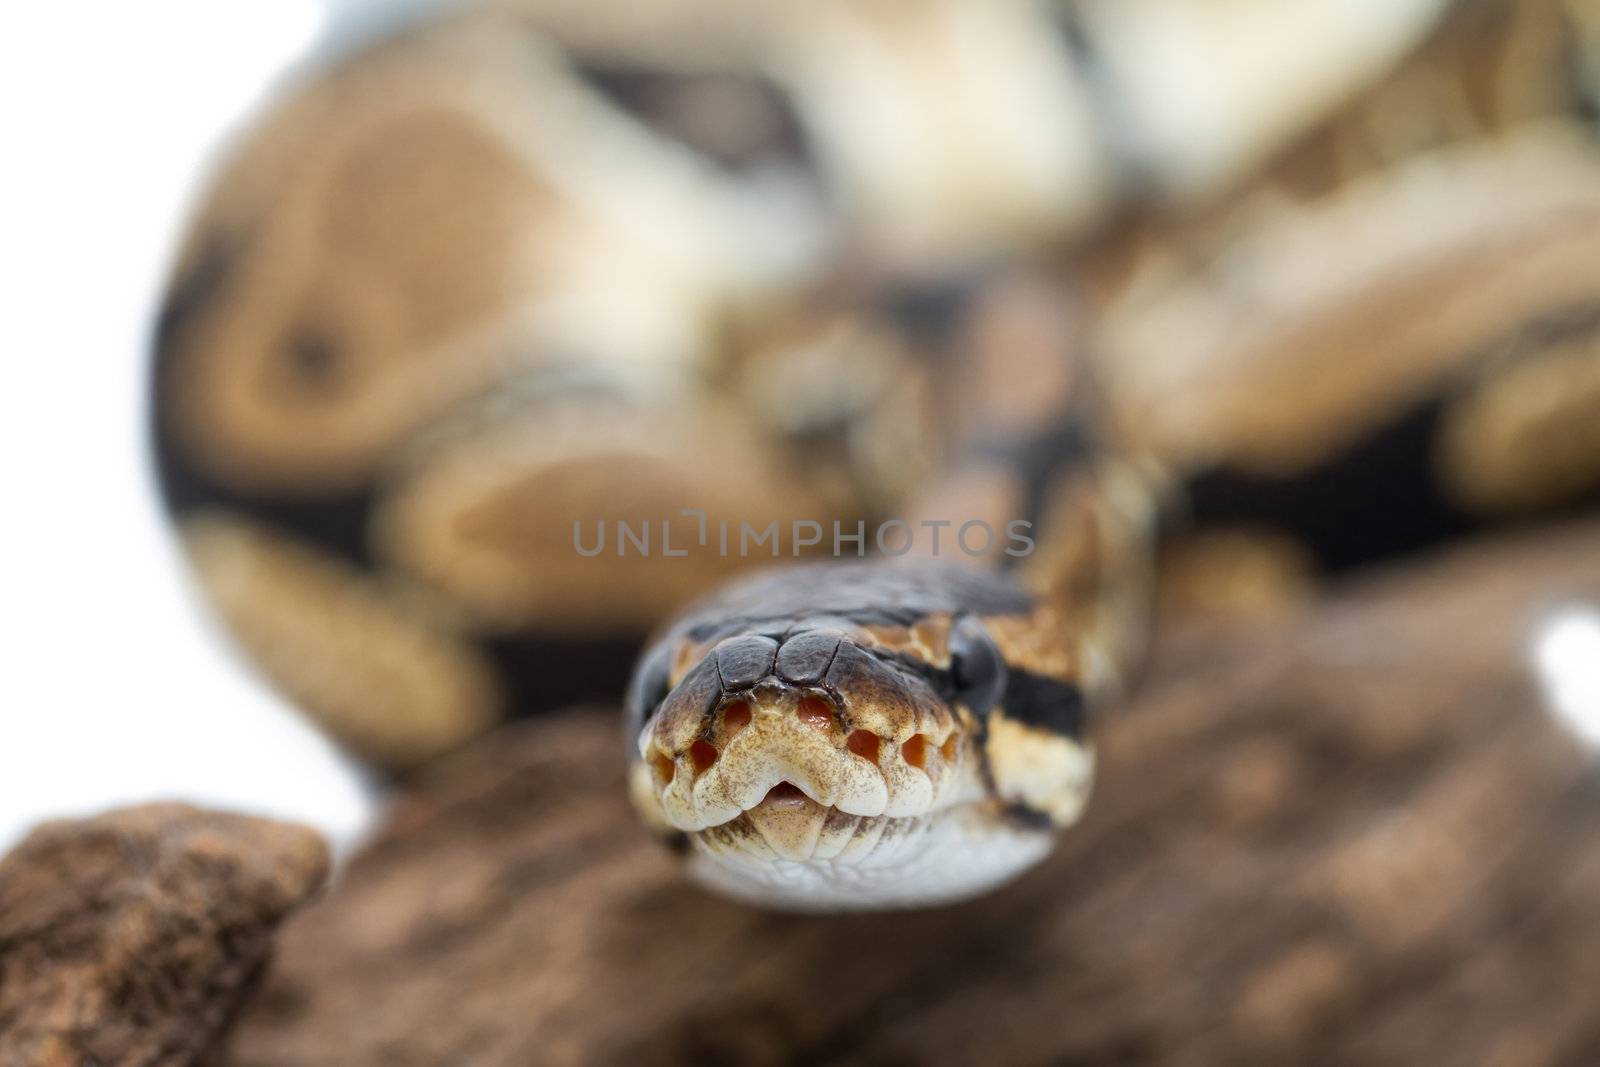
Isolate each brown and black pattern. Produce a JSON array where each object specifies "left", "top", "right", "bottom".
[
  {"left": 630, "top": 558, "right": 1103, "bottom": 840},
  {"left": 1098, "top": 127, "right": 1600, "bottom": 576},
  {"left": 149, "top": 0, "right": 1600, "bottom": 899}
]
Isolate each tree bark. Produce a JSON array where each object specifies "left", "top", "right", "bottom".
[
  {"left": 0, "top": 804, "right": 327, "bottom": 1067},
  {"left": 231, "top": 520, "right": 1600, "bottom": 1065}
]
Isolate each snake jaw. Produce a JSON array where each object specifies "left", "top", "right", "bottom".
[
  {"left": 635, "top": 706, "right": 1043, "bottom": 909},
  {"left": 740, "top": 792, "right": 832, "bottom": 862}
]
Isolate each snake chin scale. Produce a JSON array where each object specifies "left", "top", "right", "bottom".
[{"left": 683, "top": 803, "right": 1056, "bottom": 912}]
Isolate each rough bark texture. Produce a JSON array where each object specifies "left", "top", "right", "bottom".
[
  {"left": 0, "top": 804, "right": 328, "bottom": 1067},
  {"left": 230, "top": 521, "right": 1600, "bottom": 1066}
]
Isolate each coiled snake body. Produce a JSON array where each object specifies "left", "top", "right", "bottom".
[{"left": 155, "top": 2, "right": 1600, "bottom": 909}]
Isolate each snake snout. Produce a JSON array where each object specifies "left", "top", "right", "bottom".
[{"left": 642, "top": 631, "right": 974, "bottom": 833}]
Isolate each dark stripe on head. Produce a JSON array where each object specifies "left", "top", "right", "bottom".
[
  {"left": 999, "top": 669, "right": 1086, "bottom": 739},
  {"left": 861, "top": 647, "right": 1086, "bottom": 741},
  {"left": 1000, "top": 802, "right": 1056, "bottom": 832}
]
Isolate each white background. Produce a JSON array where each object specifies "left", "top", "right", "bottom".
[{"left": 0, "top": 1, "right": 433, "bottom": 852}]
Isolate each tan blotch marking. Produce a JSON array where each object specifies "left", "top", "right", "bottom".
[
  {"left": 1438, "top": 332, "right": 1600, "bottom": 513},
  {"left": 672, "top": 638, "right": 706, "bottom": 685},
  {"left": 373, "top": 399, "right": 839, "bottom": 636},
  {"left": 168, "top": 94, "right": 565, "bottom": 493},
  {"left": 982, "top": 611, "right": 1080, "bottom": 683},
  {"left": 1103, "top": 130, "right": 1600, "bottom": 478},
  {"left": 858, "top": 614, "right": 956, "bottom": 668},
  {"left": 984, "top": 710, "right": 1095, "bottom": 826},
  {"left": 1157, "top": 529, "right": 1318, "bottom": 622}
]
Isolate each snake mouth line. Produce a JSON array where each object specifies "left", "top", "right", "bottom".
[
  {"left": 689, "top": 779, "right": 953, "bottom": 864},
  {"left": 728, "top": 779, "right": 933, "bottom": 822},
  {"left": 695, "top": 802, "right": 928, "bottom": 865}
]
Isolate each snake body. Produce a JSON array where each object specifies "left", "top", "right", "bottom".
[{"left": 155, "top": 1, "right": 1600, "bottom": 909}]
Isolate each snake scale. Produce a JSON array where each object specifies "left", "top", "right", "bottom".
[{"left": 153, "top": 0, "right": 1600, "bottom": 909}]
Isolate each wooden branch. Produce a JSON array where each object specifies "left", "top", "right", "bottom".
[
  {"left": 226, "top": 520, "right": 1600, "bottom": 1064},
  {"left": 0, "top": 805, "right": 327, "bottom": 1067}
]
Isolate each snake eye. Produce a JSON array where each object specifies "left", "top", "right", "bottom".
[
  {"left": 948, "top": 614, "right": 1007, "bottom": 717},
  {"left": 625, "top": 641, "right": 676, "bottom": 738}
]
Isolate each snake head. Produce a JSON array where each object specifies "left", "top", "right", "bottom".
[{"left": 624, "top": 562, "right": 1096, "bottom": 910}]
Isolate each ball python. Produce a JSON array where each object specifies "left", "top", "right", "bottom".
[{"left": 153, "top": 1, "right": 1600, "bottom": 910}]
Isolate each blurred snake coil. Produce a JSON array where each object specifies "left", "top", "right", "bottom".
[{"left": 153, "top": 0, "right": 1600, "bottom": 909}]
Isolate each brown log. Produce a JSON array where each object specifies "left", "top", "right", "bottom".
[
  {"left": 0, "top": 804, "right": 328, "bottom": 1067},
  {"left": 230, "top": 521, "right": 1600, "bottom": 1066}
]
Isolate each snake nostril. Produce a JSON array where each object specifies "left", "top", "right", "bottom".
[
  {"left": 903, "top": 734, "right": 928, "bottom": 769},
  {"left": 689, "top": 739, "right": 719, "bottom": 776},
  {"left": 846, "top": 729, "right": 881, "bottom": 764},
  {"left": 940, "top": 734, "right": 959, "bottom": 762},
  {"left": 796, "top": 695, "right": 835, "bottom": 733},
  {"left": 650, "top": 750, "right": 676, "bottom": 785},
  {"left": 722, "top": 700, "right": 752, "bottom": 738}
]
